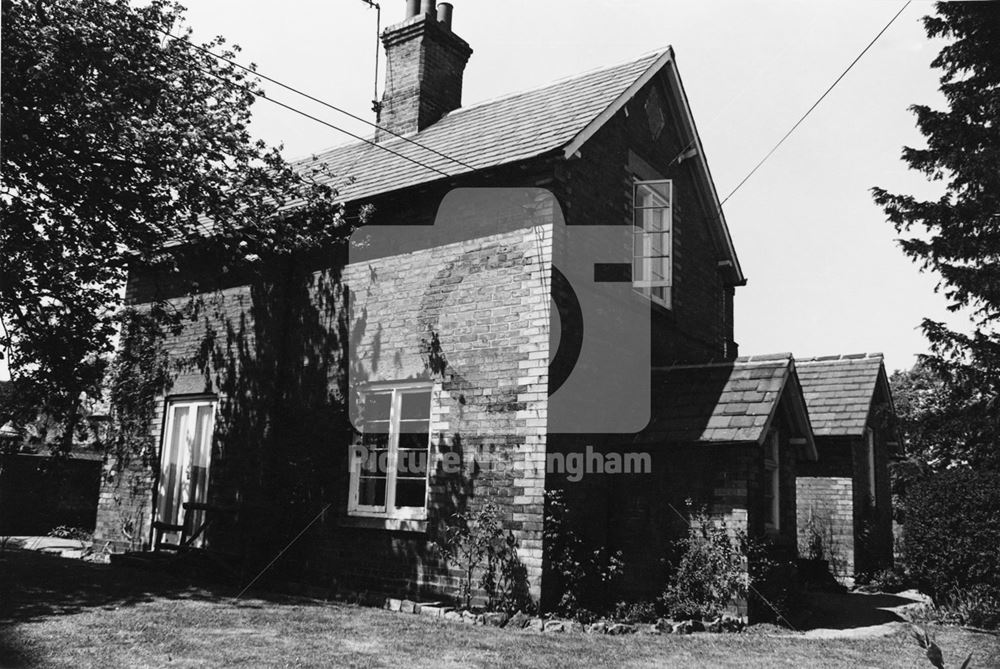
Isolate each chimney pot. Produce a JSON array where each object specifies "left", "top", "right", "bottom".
[
  {"left": 436, "top": 3, "right": 453, "bottom": 30},
  {"left": 405, "top": 0, "right": 420, "bottom": 18},
  {"left": 420, "top": 0, "right": 435, "bottom": 16}
]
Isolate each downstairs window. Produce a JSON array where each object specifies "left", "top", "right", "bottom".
[{"left": 348, "top": 384, "right": 432, "bottom": 520}]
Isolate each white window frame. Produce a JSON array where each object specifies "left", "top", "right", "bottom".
[
  {"left": 865, "top": 427, "right": 877, "bottom": 505},
  {"left": 348, "top": 382, "right": 432, "bottom": 521},
  {"left": 632, "top": 179, "right": 673, "bottom": 308},
  {"left": 763, "top": 431, "right": 780, "bottom": 532}
]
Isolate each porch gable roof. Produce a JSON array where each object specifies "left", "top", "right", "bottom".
[
  {"left": 640, "top": 353, "right": 816, "bottom": 458},
  {"left": 796, "top": 353, "right": 888, "bottom": 437}
]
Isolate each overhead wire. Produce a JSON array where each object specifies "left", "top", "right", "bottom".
[
  {"left": 719, "top": 1, "right": 911, "bottom": 206},
  {"left": 164, "top": 44, "right": 454, "bottom": 179},
  {"left": 155, "top": 2, "right": 909, "bottom": 214},
  {"left": 150, "top": 23, "right": 478, "bottom": 174}
]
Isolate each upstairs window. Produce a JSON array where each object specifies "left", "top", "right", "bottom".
[
  {"left": 349, "top": 384, "right": 432, "bottom": 520},
  {"left": 633, "top": 180, "right": 672, "bottom": 307},
  {"left": 763, "top": 431, "right": 780, "bottom": 531}
]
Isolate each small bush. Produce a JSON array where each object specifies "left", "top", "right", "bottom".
[
  {"left": 434, "top": 502, "right": 531, "bottom": 613},
  {"left": 855, "top": 567, "right": 910, "bottom": 594},
  {"left": 611, "top": 600, "right": 659, "bottom": 624},
  {"left": 903, "top": 469, "right": 1000, "bottom": 598},
  {"left": 661, "top": 505, "right": 790, "bottom": 623},
  {"left": 661, "top": 507, "right": 778, "bottom": 621},
  {"left": 937, "top": 584, "right": 1000, "bottom": 630}
]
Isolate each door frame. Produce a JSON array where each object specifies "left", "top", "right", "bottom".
[{"left": 151, "top": 394, "right": 218, "bottom": 548}]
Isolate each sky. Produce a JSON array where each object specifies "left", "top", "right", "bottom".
[{"left": 169, "top": 1, "right": 965, "bottom": 374}]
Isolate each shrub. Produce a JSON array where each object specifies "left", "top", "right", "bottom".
[
  {"left": 855, "top": 567, "right": 910, "bottom": 594},
  {"left": 543, "top": 491, "right": 623, "bottom": 619},
  {"left": 661, "top": 506, "right": 788, "bottom": 622},
  {"left": 937, "top": 584, "right": 1000, "bottom": 630},
  {"left": 800, "top": 506, "right": 847, "bottom": 576},
  {"left": 662, "top": 511, "right": 752, "bottom": 620},
  {"left": 611, "top": 600, "right": 659, "bottom": 624},
  {"left": 434, "top": 502, "right": 531, "bottom": 613},
  {"left": 903, "top": 469, "right": 1000, "bottom": 598}
]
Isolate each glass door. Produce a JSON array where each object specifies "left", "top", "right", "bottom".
[{"left": 155, "top": 398, "right": 216, "bottom": 548}]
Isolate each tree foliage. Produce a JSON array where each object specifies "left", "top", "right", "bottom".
[
  {"left": 872, "top": 3, "right": 1000, "bottom": 471},
  {"left": 889, "top": 360, "right": 999, "bottom": 469},
  {"left": 0, "top": 0, "right": 345, "bottom": 450},
  {"left": 903, "top": 469, "right": 1000, "bottom": 599}
]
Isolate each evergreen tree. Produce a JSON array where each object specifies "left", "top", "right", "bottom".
[{"left": 872, "top": 2, "right": 1000, "bottom": 470}]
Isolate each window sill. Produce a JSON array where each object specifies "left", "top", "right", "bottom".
[{"left": 339, "top": 515, "right": 428, "bottom": 533}]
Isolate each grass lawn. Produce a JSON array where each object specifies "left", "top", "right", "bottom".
[{"left": 2, "top": 549, "right": 999, "bottom": 668}]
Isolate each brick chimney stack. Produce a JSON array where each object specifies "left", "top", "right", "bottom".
[{"left": 375, "top": 1, "right": 472, "bottom": 142}]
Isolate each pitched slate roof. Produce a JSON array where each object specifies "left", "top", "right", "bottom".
[
  {"left": 796, "top": 353, "right": 885, "bottom": 437},
  {"left": 292, "top": 50, "right": 665, "bottom": 205},
  {"left": 639, "top": 353, "right": 815, "bottom": 457}
]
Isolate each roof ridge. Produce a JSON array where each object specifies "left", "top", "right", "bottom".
[
  {"left": 289, "top": 48, "right": 668, "bottom": 166},
  {"left": 653, "top": 352, "right": 792, "bottom": 371},
  {"left": 447, "top": 47, "right": 668, "bottom": 118},
  {"left": 737, "top": 352, "right": 793, "bottom": 363},
  {"left": 797, "top": 352, "right": 884, "bottom": 364}
]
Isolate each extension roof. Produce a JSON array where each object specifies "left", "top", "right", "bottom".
[
  {"left": 638, "top": 353, "right": 816, "bottom": 459},
  {"left": 293, "top": 47, "right": 744, "bottom": 284},
  {"left": 796, "top": 353, "right": 891, "bottom": 437}
]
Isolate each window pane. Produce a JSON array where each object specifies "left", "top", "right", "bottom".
[
  {"left": 362, "top": 431, "right": 389, "bottom": 449},
  {"left": 399, "top": 431, "right": 429, "bottom": 450},
  {"left": 634, "top": 206, "right": 669, "bottom": 232},
  {"left": 635, "top": 182, "right": 670, "bottom": 208},
  {"left": 633, "top": 255, "right": 650, "bottom": 282},
  {"left": 159, "top": 405, "right": 190, "bottom": 527},
  {"left": 364, "top": 393, "right": 391, "bottom": 421},
  {"left": 361, "top": 447, "right": 388, "bottom": 475},
  {"left": 398, "top": 418, "right": 429, "bottom": 435},
  {"left": 400, "top": 391, "right": 431, "bottom": 420},
  {"left": 395, "top": 478, "right": 427, "bottom": 508},
  {"left": 358, "top": 476, "right": 386, "bottom": 506},
  {"left": 633, "top": 232, "right": 669, "bottom": 258},
  {"left": 397, "top": 449, "right": 428, "bottom": 477}
]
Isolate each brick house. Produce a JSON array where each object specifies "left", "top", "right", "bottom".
[
  {"left": 95, "top": 2, "right": 827, "bottom": 613},
  {"left": 795, "top": 353, "right": 898, "bottom": 583}
]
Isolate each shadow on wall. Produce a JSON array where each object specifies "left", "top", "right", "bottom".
[
  {"left": 173, "top": 255, "right": 354, "bottom": 585},
  {"left": 170, "top": 252, "right": 464, "bottom": 594}
]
